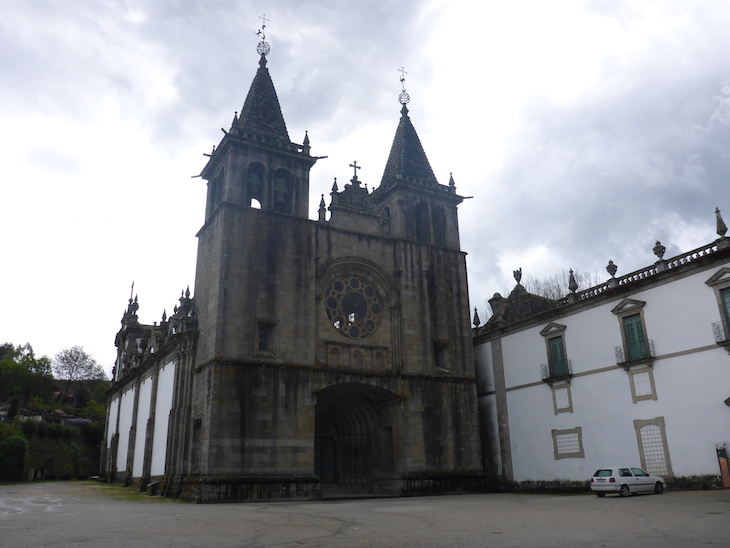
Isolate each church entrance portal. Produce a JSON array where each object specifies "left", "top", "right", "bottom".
[{"left": 314, "top": 383, "right": 398, "bottom": 495}]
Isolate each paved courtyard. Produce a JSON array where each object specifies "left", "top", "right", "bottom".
[{"left": 1, "top": 481, "right": 729, "bottom": 547}]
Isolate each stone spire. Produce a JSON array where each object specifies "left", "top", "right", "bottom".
[
  {"left": 234, "top": 54, "right": 291, "bottom": 144},
  {"left": 378, "top": 103, "right": 439, "bottom": 190}
]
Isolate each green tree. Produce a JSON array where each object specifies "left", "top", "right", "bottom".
[
  {"left": 0, "top": 343, "right": 55, "bottom": 405},
  {"left": 53, "top": 346, "right": 107, "bottom": 407},
  {"left": 0, "top": 435, "right": 28, "bottom": 481}
]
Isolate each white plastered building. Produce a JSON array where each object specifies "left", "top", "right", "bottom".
[{"left": 474, "top": 223, "right": 730, "bottom": 487}]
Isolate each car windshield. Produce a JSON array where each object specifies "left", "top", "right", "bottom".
[{"left": 594, "top": 469, "right": 613, "bottom": 477}]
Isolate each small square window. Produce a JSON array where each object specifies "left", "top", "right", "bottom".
[{"left": 552, "top": 427, "right": 584, "bottom": 459}]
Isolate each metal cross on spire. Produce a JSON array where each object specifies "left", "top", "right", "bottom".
[
  {"left": 256, "top": 14, "right": 270, "bottom": 56},
  {"left": 398, "top": 66, "right": 410, "bottom": 105}
]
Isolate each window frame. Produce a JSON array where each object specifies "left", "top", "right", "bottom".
[
  {"left": 611, "top": 299, "right": 653, "bottom": 367},
  {"left": 551, "top": 426, "right": 584, "bottom": 460},
  {"left": 551, "top": 381, "right": 573, "bottom": 415},
  {"left": 633, "top": 416, "right": 674, "bottom": 480},
  {"left": 628, "top": 365, "right": 657, "bottom": 403},
  {"left": 705, "top": 267, "right": 730, "bottom": 346},
  {"left": 539, "top": 323, "right": 571, "bottom": 383}
]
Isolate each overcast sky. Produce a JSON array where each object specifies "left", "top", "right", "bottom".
[{"left": 3, "top": 0, "right": 730, "bottom": 374}]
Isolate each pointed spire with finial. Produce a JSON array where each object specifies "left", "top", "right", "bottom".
[
  {"left": 318, "top": 194, "right": 327, "bottom": 222},
  {"left": 379, "top": 67, "right": 439, "bottom": 190},
  {"left": 473, "top": 307, "right": 481, "bottom": 328},
  {"left": 568, "top": 269, "right": 578, "bottom": 293},
  {"left": 717, "top": 207, "right": 728, "bottom": 237},
  {"left": 303, "top": 131, "right": 310, "bottom": 154},
  {"left": 331, "top": 178, "right": 338, "bottom": 194},
  {"left": 234, "top": 15, "right": 290, "bottom": 143}
]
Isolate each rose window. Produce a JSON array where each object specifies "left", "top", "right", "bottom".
[{"left": 325, "top": 276, "right": 383, "bottom": 339}]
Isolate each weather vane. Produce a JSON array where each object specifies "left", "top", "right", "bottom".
[
  {"left": 398, "top": 66, "right": 410, "bottom": 105},
  {"left": 256, "top": 14, "right": 270, "bottom": 56}
]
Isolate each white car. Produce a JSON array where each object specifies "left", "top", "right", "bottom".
[{"left": 590, "top": 467, "right": 665, "bottom": 497}]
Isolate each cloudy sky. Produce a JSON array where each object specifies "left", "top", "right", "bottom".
[{"left": 3, "top": 0, "right": 730, "bottom": 373}]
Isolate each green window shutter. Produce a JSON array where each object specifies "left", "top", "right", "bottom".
[
  {"left": 623, "top": 314, "right": 647, "bottom": 360},
  {"left": 549, "top": 336, "right": 568, "bottom": 376},
  {"left": 721, "top": 288, "right": 730, "bottom": 324}
]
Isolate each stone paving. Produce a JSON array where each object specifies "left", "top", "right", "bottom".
[{"left": 2, "top": 481, "right": 730, "bottom": 547}]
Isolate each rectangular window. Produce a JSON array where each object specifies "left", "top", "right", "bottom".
[
  {"left": 623, "top": 313, "right": 648, "bottom": 361},
  {"left": 433, "top": 341, "right": 448, "bottom": 371},
  {"left": 255, "top": 320, "right": 277, "bottom": 356},
  {"left": 552, "top": 427, "right": 584, "bottom": 459}
]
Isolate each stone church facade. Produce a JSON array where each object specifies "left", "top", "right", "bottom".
[{"left": 102, "top": 49, "right": 484, "bottom": 502}]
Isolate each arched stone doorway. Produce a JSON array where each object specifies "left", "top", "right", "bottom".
[{"left": 314, "top": 383, "right": 399, "bottom": 495}]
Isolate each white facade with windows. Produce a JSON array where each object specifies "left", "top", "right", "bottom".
[{"left": 474, "top": 235, "right": 730, "bottom": 486}]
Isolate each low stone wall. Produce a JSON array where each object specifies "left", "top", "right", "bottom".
[
  {"left": 178, "top": 475, "right": 320, "bottom": 503},
  {"left": 401, "top": 471, "right": 490, "bottom": 496}
]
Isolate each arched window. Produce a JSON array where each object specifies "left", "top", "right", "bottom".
[
  {"left": 432, "top": 206, "right": 446, "bottom": 246},
  {"left": 247, "top": 163, "right": 265, "bottom": 208},
  {"left": 273, "top": 169, "right": 292, "bottom": 213},
  {"left": 415, "top": 203, "right": 430, "bottom": 243}
]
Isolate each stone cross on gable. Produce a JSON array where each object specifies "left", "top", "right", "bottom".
[{"left": 349, "top": 161, "right": 361, "bottom": 186}]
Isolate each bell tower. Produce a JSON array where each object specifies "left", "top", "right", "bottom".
[{"left": 199, "top": 53, "right": 315, "bottom": 220}]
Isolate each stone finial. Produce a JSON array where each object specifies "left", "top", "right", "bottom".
[
  {"left": 568, "top": 269, "right": 578, "bottom": 293},
  {"left": 488, "top": 292, "right": 508, "bottom": 325},
  {"left": 653, "top": 241, "right": 666, "bottom": 260},
  {"left": 472, "top": 307, "right": 481, "bottom": 328},
  {"left": 318, "top": 194, "right": 327, "bottom": 222},
  {"left": 302, "top": 131, "right": 310, "bottom": 154},
  {"left": 606, "top": 260, "right": 617, "bottom": 277},
  {"left": 449, "top": 173, "right": 456, "bottom": 193},
  {"left": 513, "top": 268, "right": 522, "bottom": 284},
  {"left": 717, "top": 207, "right": 728, "bottom": 237},
  {"left": 331, "top": 178, "right": 338, "bottom": 194}
]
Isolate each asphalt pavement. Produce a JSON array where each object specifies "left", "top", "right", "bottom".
[{"left": 1, "top": 481, "right": 729, "bottom": 547}]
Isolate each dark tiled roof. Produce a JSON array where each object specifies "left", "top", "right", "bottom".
[
  {"left": 379, "top": 105, "right": 438, "bottom": 190},
  {"left": 236, "top": 55, "right": 290, "bottom": 143},
  {"left": 502, "top": 284, "right": 560, "bottom": 324}
]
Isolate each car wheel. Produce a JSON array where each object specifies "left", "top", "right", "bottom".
[
  {"left": 619, "top": 484, "right": 630, "bottom": 497},
  {"left": 654, "top": 482, "right": 663, "bottom": 494},
  {"left": 596, "top": 492, "right": 605, "bottom": 497}
]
